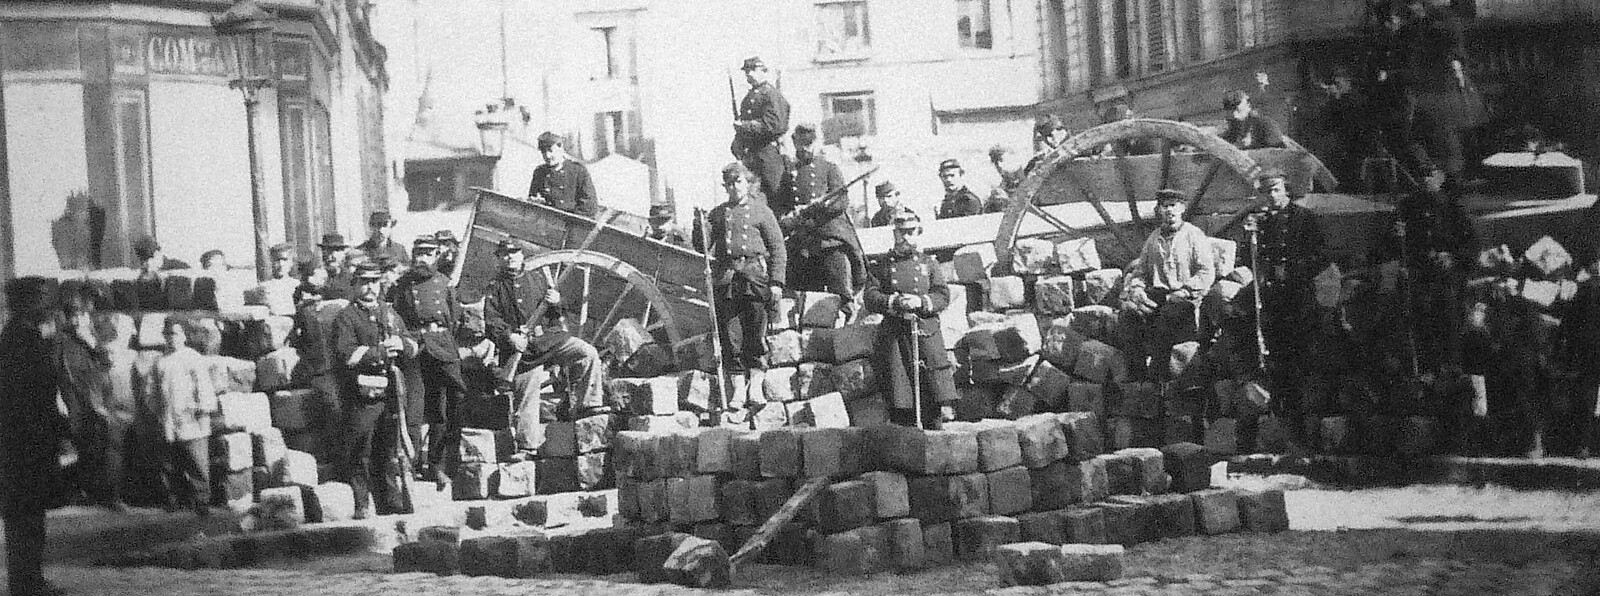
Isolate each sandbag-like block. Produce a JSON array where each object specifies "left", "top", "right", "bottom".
[
  {"left": 1025, "top": 360, "right": 1073, "bottom": 411},
  {"left": 535, "top": 457, "right": 580, "bottom": 495},
  {"left": 846, "top": 393, "right": 890, "bottom": 427},
  {"left": 304, "top": 482, "right": 353, "bottom": 523},
  {"left": 953, "top": 244, "right": 997, "bottom": 283},
  {"left": 829, "top": 359, "right": 875, "bottom": 400},
  {"left": 257, "top": 485, "right": 306, "bottom": 525},
  {"left": 1160, "top": 442, "right": 1213, "bottom": 493},
  {"left": 798, "top": 291, "right": 845, "bottom": 328},
  {"left": 802, "top": 427, "right": 867, "bottom": 478},
  {"left": 656, "top": 428, "right": 702, "bottom": 478},
  {"left": 576, "top": 452, "right": 609, "bottom": 491},
  {"left": 995, "top": 386, "right": 1038, "bottom": 420},
  {"left": 1068, "top": 305, "right": 1118, "bottom": 343},
  {"left": 953, "top": 515, "right": 1019, "bottom": 561},
  {"left": 718, "top": 480, "right": 760, "bottom": 526},
  {"left": 950, "top": 472, "right": 991, "bottom": 519},
  {"left": 676, "top": 370, "right": 714, "bottom": 413},
  {"left": 989, "top": 276, "right": 1028, "bottom": 310},
  {"left": 494, "top": 461, "right": 537, "bottom": 498},
  {"left": 612, "top": 376, "right": 679, "bottom": 416},
  {"left": 922, "top": 521, "right": 955, "bottom": 566},
  {"left": 986, "top": 465, "right": 1033, "bottom": 515},
  {"left": 1191, "top": 488, "right": 1241, "bottom": 534},
  {"left": 1056, "top": 238, "right": 1103, "bottom": 275},
  {"left": 759, "top": 428, "right": 803, "bottom": 478},
  {"left": 1098, "top": 453, "right": 1140, "bottom": 496},
  {"left": 210, "top": 466, "right": 252, "bottom": 512},
  {"left": 1067, "top": 383, "right": 1106, "bottom": 419},
  {"left": 1035, "top": 275, "right": 1077, "bottom": 315},
  {"left": 213, "top": 432, "right": 253, "bottom": 472},
  {"left": 450, "top": 462, "right": 494, "bottom": 500},
  {"left": 1072, "top": 339, "right": 1129, "bottom": 385},
  {"left": 881, "top": 517, "right": 925, "bottom": 570},
  {"left": 1067, "top": 457, "right": 1110, "bottom": 504},
  {"left": 392, "top": 540, "right": 459, "bottom": 575},
  {"left": 861, "top": 470, "right": 910, "bottom": 519},
  {"left": 217, "top": 392, "right": 273, "bottom": 433},
  {"left": 814, "top": 525, "right": 888, "bottom": 575},
  {"left": 252, "top": 427, "right": 288, "bottom": 469},
  {"left": 907, "top": 475, "right": 958, "bottom": 524},
  {"left": 694, "top": 427, "right": 735, "bottom": 475},
  {"left": 766, "top": 330, "right": 806, "bottom": 367},
  {"left": 1204, "top": 418, "right": 1239, "bottom": 456},
  {"left": 1029, "top": 460, "right": 1074, "bottom": 510},
  {"left": 1015, "top": 413, "right": 1068, "bottom": 468},
  {"left": 621, "top": 344, "right": 674, "bottom": 378},
  {"left": 268, "top": 389, "right": 317, "bottom": 432},
  {"left": 1113, "top": 448, "right": 1168, "bottom": 494},
  {"left": 1115, "top": 382, "right": 1161, "bottom": 420},
  {"left": 1059, "top": 412, "right": 1105, "bottom": 460},
  {"left": 787, "top": 392, "right": 850, "bottom": 428},
  {"left": 1095, "top": 500, "right": 1151, "bottom": 546},
  {"left": 666, "top": 475, "right": 721, "bottom": 525},
  {"left": 832, "top": 322, "right": 877, "bottom": 364},
  {"left": 1237, "top": 489, "right": 1290, "bottom": 533},
  {"left": 952, "top": 420, "right": 1022, "bottom": 472},
  {"left": 818, "top": 480, "right": 876, "bottom": 534},
  {"left": 1080, "top": 269, "right": 1124, "bottom": 306},
  {"left": 1017, "top": 510, "right": 1068, "bottom": 544},
  {"left": 999, "top": 313, "right": 1043, "bottom": 360}
]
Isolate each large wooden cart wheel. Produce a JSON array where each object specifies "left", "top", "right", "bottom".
[
  {"left": 995, "top": 118, "right": 1264, "bottom": 267},
  {"left": 522, "top": 249, "right": 688, "bottom": 355}
]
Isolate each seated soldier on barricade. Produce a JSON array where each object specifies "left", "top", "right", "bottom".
[{"left": 1120, "top": 189, "right": 1216, "bottom": 382}]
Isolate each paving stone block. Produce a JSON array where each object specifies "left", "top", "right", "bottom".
[
  {"left": 845, "top": 394, "right": 890, "bottom": 427},
  {"left": 731, "top": 432, "right": 763, "bottom": 479},
  {"left": 676, "top": 370, "right": 715, "bottom": 413},
  {"left": 1113, "top": 448, "right": 1168, "bottom": 494},
  {"left": 994, "top": 541, "right": 1082, "bottom": 586},
  {"left": 673, "top": 334, "right": 717, "bottom": 373},
  {"left": 988, "top": 276, "right": 1028, "bottom": 310},
  {"left": 580, "top": 528, "right": 640, "bottom": 575},
  {"left": 615, "top": 376, "right": 680, "bottom": 416},
  {"left": 818, "top": 480, "right": 876, "bottom": 534},
  {"left": 759, "top": 428, "right": 803, "bottom": 478},
  {"left": 799, "top": 291, "right": 846, "bottom": 328},
  {"left": 1147, "top": 493, "right": 1198, "bottom": 538},
  {"left": 1023, "top": 360, "right": 1073, "bottom": 411},
  {"left": 534, "top": 457, "right": 579, "bottom": 495},
  {"left": 1161, "top": 442, "right": 1214, "bottom": 493},
  {"left": 1399, "top": 416, "right": 1438, "bottom": 457},
  {"left": 574, "top": 413, "right": 613, "bottom": 454},
  {"left": 460, "top": 536, "right": 519, "bottom": 577},
  {"left": 987, "top": 466, "right": 1033, "bottom": 515},
  {"left": 786, "top": 392, "right": 850, "bottom": 428},
  {"left": 718, "top": 480, "right": 759, "bottom": 526},
  {"left": 832, "top": 323, "right": 877, "bottom": 364},
  {"left": 1115, "top": 382, "right": 1162, "bottom": 419},
  {"left": 494, "top": 461, "right": 537, "bottom": 498},
  {"left": 392, "top": 540, "right": 459, "bottom": 575},
  {"left": 614, "top": 431, "right": 660, "bottom": 481},
  {"left": 1056, "top": 239, "right": 1102, "bottom": 275},
  {"left": 506, "top": 535, "right": 553, "bottom": 577},
  {"left": 996, "top": 354, "right": 1040, "bottom": 388},
  {"left": 1204, "top": 417, "right": 1239, "bottom": 456},
  {"left": 1017, "top": 510, "right": 1068, "bottom": 544},
  {"left": 1057, "top": 543, "right": 1125, "bottom": 581},
  {"left": 922, "top": 521, "right": 954, "bottom": 566},
  {"left": 953, "top": 244, "right": 997, "bottom": 283},
  {"left": 1165, "top": 414, "right": 1200, "bottom": 445},
  {"left": 1067, "top": 458, "right": 1110, "bottom": 504},
  {"left": 1063, "top": 507, "right": 1108, "bottom": 543},
  {"left": 451, "top": 462, "right": 495, "bottom": 501},
  {"left": 217, "top": 392, "right": 273, "bottom": 433},
  {"left": 1237, "top": 489, "right": 1290, "bottom": 533},
  {"left": 1098, "top": 453, "right": 1140, "bottom": 495},
  {"left": 767, "top": 329, "right": 806, "bottom": 367},
  {"left": 853, "top": 471, "right": 908, "bottom": 520},
  {"left": 1095, "top": 501, "right": 1150, "bottom": 546},
  {"left": 458, "top": 428, "right": 499, "bottom": 464},
  {"left": 962, "top": 420, "right": 1023, "bottom": 472},
  {"left": 798, "top": 363, "right": 837, "bottom": 399},
  {"left": 214, "top": 432, "right": 253, "bottom": 472},
  {"left": 880, "top": 517, "right": 926, "bottom": 570},
  {"left": 622, "top": 344, "right": 675, "bottom": 378},
  {"left": 929, "top": 428, "right": 981, "bottom": 475},
  {"left": 1011, "top": 238, "right": 1057, "bottom": 275},
  {"left": 1254, "top": 415, "right": 1292, "bottom": 454},
  {"left": 576, "top": 452, "right": 610, "bottom": 491},
  {"left": 536, "top": 421, "right": 578, "bottom": 458},
  {"left": 1015, "top": 414, "right": 1069, "bottom": 468},
  {"left": 814, "top": 525, "right": 888, "bottom": 575},
  {"left": 1067, "top": 383, "right": 1106, "bottom": 419},
  {"left": 666, "top": 475, "right": 720, "bottom": 525},
  {"left": 867, "top": 424, "right": 925, "bottom": 473},
  {"left": 657, "top": 428, "right": 702, "bottom": 478},
  {"left": 1059, "top": 412, "right": 1105, "bottom": 460},
  {"left": 417, "top": 525, "right": 461, "bottom": 545},
  {"left": 636, "top": 479, "right": 669, "bottom": 523},
  {"left": 1035, "top": 275, "right": 1078, "bottom": 315},
  {"left": 762, "top": 367, "right": 802, "bottom": 403},
  {"left": 1072, "top": 339, "right": 1129, "bottom": 385},
  {"left": 268, "top": 389, "right": 317, "bottom": 432},
  {"left": 951, "top": 472, "right": 991, "bottom": 519},
  {"left": 953, "top": 382, "right": 1000, "bottom": 421},
  {"left": 958, "top": 324, "right": 1005, "bottom": 365},
  {"left": 1320, "top": 416, "right": 1351, "bottom": 453},
  {"left": 257, "top": 486, "right": 305, "bottom": 525},
  {"left": 751, "top": 477, "right": 794, "bottom": 520},
  {"left": 907, "top": 475, "right": 957, "bottom": 525},
  {"left": 829, "top": 358, "right": 875, "bottom": 400},
  {"left": 304, "top": 482, "right": 353, "bottom": 523},
  {"left": 953, "top": 515, "right": 1020, "bottom": 561},
  {"left": 273, "top": 449, "right": 317, "bottom": 486},
  {"left": 211, "top": 467, "right": 252, "bottom": 512},
  {"left": 625, "top": 415, "right": 686, "bottom": 433},
  {"left": 695, "top": 427, "right": 735, "bottom": 474},
  {"left": 1029, "top": 460, "right": 1074, "bottom": 511},
  {"left": 1191, "top": 488, "right": 1241, "bottom": 534},
  {"left": 802, "top": 427, "right": 867, "bottom": 479},
  {"left": 1069, "top": 306, "right": 1118, "bottom": 344}
]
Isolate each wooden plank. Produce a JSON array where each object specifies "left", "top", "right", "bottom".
[{"left": 730, "top": 476, "right": 831, "bottom": 573}]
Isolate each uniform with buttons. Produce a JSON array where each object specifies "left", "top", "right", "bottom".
[
  {"left": 329, "top": 286, "right": 417, "bottom": 516},
  {"left": 776, "top": 151, "right": 865, "bottom": 295},
  {"left": 937, "top": 187, "right": 984, "bottom": 219},
  {"left": 527, "top": 160, "right": 599, "bottom": 217},
  {"left": 696, "top": 194, "right": 787, "bottom": 369},
  {"left": 483, "top": 269, "right": 572, "bottom": 366},
  {"left": 732, "top": 81, "right": 791, "bottom": 203},
  {"left": 864, "top": 248, "right": 958, "bottom": 420},
  {"left": 389, "top": 259, "right": 470, "bottom": 475}
]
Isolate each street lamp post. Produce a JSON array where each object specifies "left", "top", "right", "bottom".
[{"left": 214, "top": 0, "right": 277, "bottom": 282}]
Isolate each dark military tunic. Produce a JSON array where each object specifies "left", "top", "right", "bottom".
[
  {"left": 731, "top": 82, "right": 791, "bottom": 202},
  {"left": 356, "top": 238, "right": 411, "bottom": 269},
  {"left": 1378, "top": 189, "right": 1477, "bottom": 370},
  {"left": 389, "top": 263, "right": 468, "bottom": 469},
  {"left": 695, "top": 195, "right": 787, "bottom": 369},
  {"left": 329, "top": 298, "right": 416, "bottom": 515},
  {"left": 937, "top": 187, "right": 984, "bottom": 219},
  {"left": 1221, "top": 111, "right": 1287, "bottom": 150},
  {"left": 776, "top": 152, "right": 865, "bottom": 295},
  {"left": 1245, "top": 201, "right": 1327, "bottom": 425},
  {"left": 483, "top": 270, "right": 571, "bottom": 372},
  {"left": 864, "top": 248, "right": 957, "bottom": 425},
  {"left": 0, "top": 304, "right": 68, "bottom": 596},
  {"left": 527, "top": 160, "right": 599, "bottom": 217}
]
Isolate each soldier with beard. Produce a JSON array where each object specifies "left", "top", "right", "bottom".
[
  {"left": 389, "top": 236, "right": 467, "bottom": 487},
  {"left": 776, "top": 123, "right": 866, "bottom": 303}
]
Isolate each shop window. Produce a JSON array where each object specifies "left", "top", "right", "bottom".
[
  {"left": 821, "top": 91, "right": 876, "bottom": 140},
  {"left": 111, "top": 90, "right": 153, "bottom": 267},
  {"left": 280, "top": 101, "right": 316, "bottom": 250},
  {"left": 957, "top": 0, "right": 994, "bottom": 49},
  {"left": 816, "top": 0, "right": 871, "bottom": 60},
  {"left": 1112, "top": 0, "right": 1133, "bottom": 79}
]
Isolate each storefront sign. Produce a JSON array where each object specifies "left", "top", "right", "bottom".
[{"left": 146, "top": 33, "right": 234, "bottom": 77}]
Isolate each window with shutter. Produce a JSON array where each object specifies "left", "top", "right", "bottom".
[{"left": 1146, "top": 0, "right": 1168, "bottom": 73}]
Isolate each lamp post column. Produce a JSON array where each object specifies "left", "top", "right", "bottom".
[{"left": 243, "top": 91, "right": 270, "bottom": 282}]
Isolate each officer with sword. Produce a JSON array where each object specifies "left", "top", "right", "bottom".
[
  {"left": 330, "top": 261, "right": 417, "bottom": 518},
  {"left": 864, "top": 210, "right": 958, "bottom": 429}
]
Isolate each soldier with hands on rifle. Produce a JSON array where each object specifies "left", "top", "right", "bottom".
[
  {"left": 1244, "top": 174, "right": 1327, "bottom": 415},
  {"left": 776, "top": 123, "right": 866, "bottom": 302},
  {"left": 731, "top": 56, "right": 790, "bottom": 203},
  {"left": 695, "top": 162, "right": 787, "bottom": 401},
  {"left": 389, "top": 236, "right": 469, "bottom": 488},
  {"left": 1377, "top": 167, "right": 1476, "bottom": 372},
  {"left": 331, "top": 262, "right": 417, "bottom": 519},
  {"left": 483, "top": 239, "right": 609, "bottom": 455},
  {"left": 865, "top": 210, "right": 957, "bottom": 429}
]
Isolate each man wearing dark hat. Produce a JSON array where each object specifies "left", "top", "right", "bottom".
[
  {"left": 1220, "top": 90, "right": 1287, "bottom": 150},
  {"left": 357, "top": 212, "right": 411, "bottom": 270},
  {"left": 527, "top": 132, "right": 599, "bottom": 217},
  {"left": 776, "top": 123, "right": 864, "bottom": 299},
  {"left": 0, "top": 277, "right": 70, "bottom": 596},
  {"left": 1376, "top": 167, "right": 1476, "bottom": 370},
  {"left": 731, "top": 55, "right": 791, "bottom": 204},
  {"left": 482, "top": 239, "right": 608, "bottom": 453},
  {"left": 869, "top": 181, "right": 913, "bottom": 227},
  {"left": 646, "top": 203, "right": 689, "bottom": 248},
  {"left": 695, "top": 162, "right": 787, "bottom": 380},
  {"left": 330, "top": 261, "right": 417, "bottom": 517},
  {"left": 864, "top": 210, "right": 958, "bottom": 429},
  {"left": 316, "top": 232, "right": 355, "bottom": 302},
  {"left": 133, "top": 236, "right": 190, "bottom": 280},
  {"left": 1025, "top": 114, "right": 1071, "bottom": 175},
  {"left": 1120, "top": 189, "right": 1217, "bottom": 381},
  {"left": 434, "top": 230, "right": 462, "bottom": 278},
  {"left": 936, "top": 159, "right": 984, "bottom": 219},
  {"left": 389, "top": 236, "right": 468, "bottom": 486}
]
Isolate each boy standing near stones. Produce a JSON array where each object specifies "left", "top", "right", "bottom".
[
  {"left": 864, "top": 210, "right": 957, "bottom": 429},
  {"left": 151, "top": 314, "right": 221, "bottom": 516}
]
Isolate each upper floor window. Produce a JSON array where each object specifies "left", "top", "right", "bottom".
[
  {"left": 1219, "top": 0, "right": 1242, "bottom": 53},
  {"left": 1145, "top": 0, "right": 1169, "bottom": 72},
  {"left": 1181, "top": 0, "right": 1204, "bottom": 62},
  {"left": 592, "top": 26, "right": 624, "bottom": 79},
  {"left": 957, "top": 0, "right": 994, "bottom": 49},
  {"left": 822, "top": 91, "right": 876, "bottom": 139},
  {"left": 816, "top": 0, "right": 871, "bottom": 59}
]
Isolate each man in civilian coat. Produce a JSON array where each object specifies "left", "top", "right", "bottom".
[
  {"left": 731, "top": 56, "right": 790, "bottom": 203},
  {"left": 527, "top": 132, "right": 599, "bottom": 217},
  {"left": 865, "top": 210, "right": 958, "bottom": 429},
  {"left": 0, "top": 277, "right": 70, "bottom": 596}
]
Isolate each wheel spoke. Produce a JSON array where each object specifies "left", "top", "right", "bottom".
[
  {"left": 1159, "top": 140, "right": 1175, "bottom": 190},
  {"left": 1025, "top": 202, "right": 1077, "bottom": 236},
  {"left": 1188, "top": 161, "right": 1222, "bottom": 219},
  {"left": 1059, "top": 163, "right": 1139, "bottom": 257},
  {"left": 590, "top": 284, "right": 640, "bottom": 345},
  {"left": 1114, "top": 146, "right": 1140, "bottom": 224},
  {"left": 579, "top": 264, "right": 593, "bottom": 333}
]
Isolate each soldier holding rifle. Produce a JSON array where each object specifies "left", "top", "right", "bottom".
[
  {"left": 482, "top": 240, "right": 608, "bottom": 454},
  {"left": 389, "top": 236, "right": 468, "bottom": 487},
  {"left": 731, "top": 56, "right": 790, "bottom": 203},
  {"left": 776, "top": 123, "right": 867, "bottom": 302},
  {"left": 331, "top": 262, "right": 416, "bottom": 518},
  {"left": 1244, "top": 174, "right": 1327, "bottom": 423},
  {"left": 695, "top": 163, "right": 787, "bottom": 397},
  {"left": 864, "top": 210, "right": 957, "bottom": 429}
]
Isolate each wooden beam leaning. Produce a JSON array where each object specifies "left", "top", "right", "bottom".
[{"left": 729, "top": 476, "right": 832, "bottom": 573}]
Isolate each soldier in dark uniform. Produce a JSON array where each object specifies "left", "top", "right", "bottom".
[
  {"left": 483, "top": 240, "right": 608, "bottom": 453},
  {"left": 1377, "top": 167, "right": 1476, "bottom": 371},
  {"left": 527, "top": 132, "right": 599, "bottom": 217},
  {"left": 869, "top": 181, "right": 911, "bottom": 227},
  {"left": 865, "top": 211, "right": 958, "bottom": 429},
  {"left": 731, "top": 56, "right": 790, "bottom": 204},
  {"left": 936, "top": 159, "right": 984, "bottom": 219},
  {"left": 695, "top": 162, "right": 788, "bottom": 376},
  {"left": 1220, "top": 90, "right": 1287, "bottom": 150},
  {"left": 647, "top": 203, "right": 690, "bottom": 248},
  {"left": 316, "top": 233, "right": 356, "bottom": 302},
  {"left": 1024, "top": 114, "right": 1071, "bottom": 176},
  {"left": 389, "top": 236, "right": 467, "bottom": 487},
  {"left": 434, "top": 230, "right": 461, "bottom": 278},
  {"left": 331, "top": 262, "right": 416, "bottom": 518},
  {"left": 57, "top": 281, "right": 125, "bottom": 512},
  {"left": 356, "top": 212, "right": 411, "bottom": 270},
  {"left": 1243, "top": 174, "right": 1328, "bottom": 430},
  {"left": 0, "top": 277, "right": 69, "bottom": 596},
  {"left": 776, "top": 123, "right": 865, "bottom": 300}
]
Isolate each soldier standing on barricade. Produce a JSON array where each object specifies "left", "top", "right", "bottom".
[
  {"left": 527, "top": 132, "right": 599, "bottom": 217},
  {"left": 776, "top": 123, "right": 865, "bottom": 304},
  {"left": 1376, "top": 167, "right": 1476, "bottom": 372},
  {"left": 1244, "top": 173, "right": 1327, "bottom": 436},
  {"left": 936, "top": 159, "right": 985, "bottom": 219},
  {"left": 330, "top": 262, "right": 416, "bottom": 518},
  {"left": 313, "top": 233, "right": 355, "bottom": 301},
  {"left": 865, "top": 210, "right": 957, "bottom": 430},
  {"left": 731, "top": 56, "right": 790, "bottom": 203},
  {"left": 1120, "top": 189, "right": 1216, "bottom": 382},
  {"left": 389, "top": 236, "right": 467, "bottom": 488},
  {"left": 434, "top": 230, "right": 462, "bottom": 279},
  {"left": 695, "top": 162, "right": 787, "bottom": 401}
]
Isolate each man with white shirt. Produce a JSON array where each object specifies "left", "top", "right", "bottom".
[{"left": 1120, "top": 189, "right": 1216, "bottom": 381}]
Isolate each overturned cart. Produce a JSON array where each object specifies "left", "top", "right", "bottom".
[{"left": 454, "top": 188, "right": 714, "bottom": 361}]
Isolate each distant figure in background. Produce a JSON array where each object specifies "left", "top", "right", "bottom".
[
  {"left": 199, "top": 249, "right": 229, "bottom": 273},
  {"left": 935, "top": 159, "right": 984, "bottom": 219},
  {"left": 989, "top": 145, "right": 1026, "bottom": 194},
  {"left": 0, "top": 277, "right": 70, "bottom": 596},
  {"left": 646, "top": 203, "right": 690, "bottom": 248},
  {"left": 357, "top": 211, "right": 410, "bottom": 270},
  {"left": 869, "top": 181, "right": 911, "bottom": 227},
  {"left": 151, "top": 314, "right": 220, "bottom": 517},
  {"left": 731, "top": 56, "right": 791, "bottom": 203},
  {"left": 434, "top": 230, "right": 462, "bottom": 279},
  {"left": 984, "top": 187, "right": 1013, "bottom": 214},
  {"left": 1378, "top": 167, "right": 1476, "bottom": 371},
  {"left": 1026, "top": 114, "right": 1072, "bottom": 175},
  {"left": 527, "top": 132, "right": 599, "bottom": 217},
  {"left": 1220, "top": 90, "right": 1287, "bottom": 150},
  {"left": 864, "top": 210, "right": 957, "bottom": 429},
  {"left": 134, "top": 236, "right": 189, "bottom": 279},
  {"left": 316, "top": 233, "right": 355, "bottom": 302},
  {"left": 251, "top": 243, "right": 301, "bottom": 316},
  {"left": 56, "top": 281, "right": 126, "bottom": 513},
  {"left": 1099, "top": 103, "right": 1160, "bottom": 156}
]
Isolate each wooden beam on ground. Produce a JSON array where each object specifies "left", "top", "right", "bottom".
[{"left": 729, "top": 476, "right": 831, "bottom": 573}]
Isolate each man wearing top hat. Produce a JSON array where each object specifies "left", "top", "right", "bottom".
[
  {"left": 389, "top": 236, "right": 467, "bottom": 486},
  {"left": 646, "top": 203, "right": 690, "bottom": 248},
  {"left": 936, "top": 159, "right": 985, "bottom": 220},
  {"left": 0, "top": 277, "right": 71, "bottom": 596},
  {"left": 482, "top": 239, "right": 608, "bottom": 453},
  {"left": 865, "top": 210, "right": 958, "bottom": 429},
  {"left": 315, "top": 233, "right": 356, "bottom": 302},
  {"left": 527, "top": 132, "right": 599, "bottom": 218},
  {"left": 695, "top": 162, "right": 787, "bottom": 379},
  {"left": 776, "top": 123, "right": 864, "bottom": 299},
  {"left": 357, "top": 212, "right": 411, "bottom": 270},
  {"left": 869, "top": 181, "right": 913, "bottom": 227},
  {"left": 731, "top": 56, "right": 790, "bottom": 203},
  {"left": 330, "top": 261, "right": 417, "bottom": 517},
  {"left": 1120, "top": 189, "right": 1217, "bottom": 381}
]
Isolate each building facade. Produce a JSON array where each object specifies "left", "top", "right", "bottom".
[{"left": 0, "top": 0, "right": 391, "bottom": 281}]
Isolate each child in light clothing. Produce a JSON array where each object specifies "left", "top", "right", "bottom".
[{"left": 151, "top": 315, "right": 221, "bottom": 515}]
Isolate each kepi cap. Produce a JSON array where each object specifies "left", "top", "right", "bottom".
[
  {"left": 1155, "top": 189, "right": 1190, "bottom": 205},
  {"left": 938, "top": 158, "right": 963, "bottom": 173},
  {"left": 740, "top": 56, "right": 766, "bottom": 71},
  {"left": 433, "top": 230, "right": 459, "bottom": 245},
  {"left": 269, "top": 243, "right": 295, "bottom": 258},
  {"left": 368, "top": 211, "right": 395, "bottom": 227},
  {"left": 536, "top": 131, "right": 563, "bottom": 149},
  {"left": 892, "top": 208, "right": 923, "bottom": 231},
  {"left": 412, "top": 236, "right": 440, "bottom": 252},
  {"left": 874, "top": 181, "right": 898, "bottom": 198},
  {"left": 493, "top": 239, "right": 524, "bottom": 255},
  {"left": 792, "top": 123, "right": 817, "bottom": 136},
  {"left": 352, "top": 261, "right": 385, "bottom": 280},
  {"left": 648, "top": 203, "right": 675, "bottom": 219}
]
